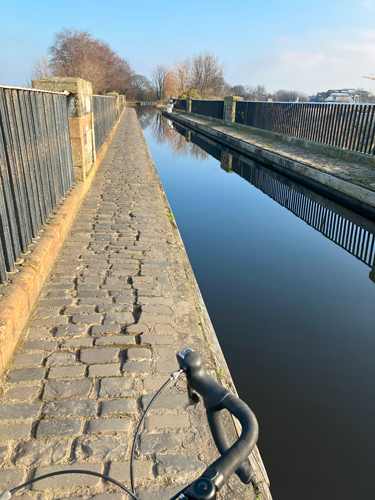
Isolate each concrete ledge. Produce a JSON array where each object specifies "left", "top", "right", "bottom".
[
  {"left": 0, "top": 106, "right": 126, "bottom": 371},
  {"left": 165, "top": 111, "right": 375, "bottom": 221},
  {"left": 171, "top": 109, "right": 375, "bottom": 167}
]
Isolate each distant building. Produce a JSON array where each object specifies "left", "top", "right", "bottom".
[{"left": 310, "top": 88, "right": 371, "bottom": 103}]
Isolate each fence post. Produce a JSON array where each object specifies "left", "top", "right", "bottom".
[
  {"left": 223, "top": 96, "right": 243, "bottom": 123},
  {"left": 32, "top": 77, "right": 96, "bottom": 182},
  {"left": 186, "top": 98, "right": 192, "bottom": 113},
  {"left": 107, "top": 92, "right": 119, "bottom": 116}
]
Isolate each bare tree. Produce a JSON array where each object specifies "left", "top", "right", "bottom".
[
  {"left": 190, "top": 51, "right": 226, "bottom": 98},
  {"left": 131, "top": 75, "right": 154, "bottom": 101},
  {"left": 48, "top": 28, "right": 133, "bottom": 94},
  {"left": 150, "top": 64, "right": 169, "bottom": 101},
  {"left": 27, "top": 55, "right": 51, "bottom": 87},
  {"left": 173, "top": 57, "right": 192, "bottom": 96}
]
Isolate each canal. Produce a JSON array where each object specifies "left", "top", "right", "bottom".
[{"left": 136, "top": 106, "right": 375, "bottom": 500}]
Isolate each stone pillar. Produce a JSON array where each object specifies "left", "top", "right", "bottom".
[
  {"left": 107, "top": 92, "right": 119, "bottom": 116},
  {"left": 223, "top": 96, "right": 243, "bottom": 123},
  {"left": 32, "top": 77, "right": 96, "bottom": 182},
  {"left": 186, "top": 98, "right": 192, "bottom": 113},
  {"left": 220, "top": 151, "right": 234, "bottom": 173}
]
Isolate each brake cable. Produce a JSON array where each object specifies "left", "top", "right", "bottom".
[{"left": 130, "top": 369, "right": 184, "bottom": 493}]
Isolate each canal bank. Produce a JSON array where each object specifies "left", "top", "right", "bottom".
[
  {"left": 0, "top": 108, "right": 270, "bottom": 500},
  {"left": 163, "top": 110, "right": 375, "bottom": 221}
]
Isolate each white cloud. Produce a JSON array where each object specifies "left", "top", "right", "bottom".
[{"left": 227, "top": 30, "right": 375, "bottom": 95}]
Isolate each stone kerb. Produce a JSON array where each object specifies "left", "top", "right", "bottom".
[
  {"left": 32, "top": 77, "right": 96, "bottom": 182},
  {"left": 224, "top": 95, "right": 243, "bottom": 123}
]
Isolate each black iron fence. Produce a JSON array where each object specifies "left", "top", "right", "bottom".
[
  {"left": 0, "top": 85, "right": 74, "bottom": 283},
  {"left": 191, "top": 100, "right": 224, "bottom": 120},
  {"left": 173, "top": 99, "right": 187, "bottom": 111},
  {"left": 236, "top": 101, "right": 375, "bottom": 155},
  {"left": 92, "top": 95, "right": 117, "bottom": 151}
]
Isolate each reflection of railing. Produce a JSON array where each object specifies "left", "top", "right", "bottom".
[
  {"left": 236, "top": 101, "right": 375, "bottom": 155},
  {"left": 232, "top": 158, "right": 375, "bottom": 266},
  {"left": 171, "top": 119, "right": 375, "bottom": 267}
]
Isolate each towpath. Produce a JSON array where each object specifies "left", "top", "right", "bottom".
[{"left": 0, "top": 109, "right": 263, "bottom": 500}]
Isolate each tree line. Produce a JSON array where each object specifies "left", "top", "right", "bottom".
[{"left": 29, "top": 28, "right": 310, "bottom": 102}]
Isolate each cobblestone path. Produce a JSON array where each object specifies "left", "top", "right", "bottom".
[{"left": 0, "top": 109, "right": 256, "bottom": 500}]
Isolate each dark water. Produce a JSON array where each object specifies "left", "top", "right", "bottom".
[{"left": 136, "top": 106, "right": 375, "bottom": 500}]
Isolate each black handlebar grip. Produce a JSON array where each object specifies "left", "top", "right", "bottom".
[
  {"left": 177, "top": 349, "right": 259, "bottom": 491},
  {"left": 207, "top": 407, "right": 256, "bottom": 484}
]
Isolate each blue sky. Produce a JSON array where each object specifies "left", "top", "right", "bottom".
[{"left": 1, "top": 0, "right": 375, "bottom": 95}]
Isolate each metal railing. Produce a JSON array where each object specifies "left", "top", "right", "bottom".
[
  {"left": 235, "top": 101, "right": 375, "bottom": 155},
  {"left": 191, "top": 100, "right": 224, "bottom": 120},
  {"left": 0, "top": 85, "right": 74, "bottom": 283},
  {"left": 173, "top": 99, "right": 187, "bottom": 111},
  {"left": 92, "top": 95, "right": 117, "bottom": 151}
]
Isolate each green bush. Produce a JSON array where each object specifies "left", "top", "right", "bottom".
[{"left": 178, "top": 90, "right": 200, "bottom": 100}]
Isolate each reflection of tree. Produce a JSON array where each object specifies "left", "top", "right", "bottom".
[
  {"left": 135, "top": 105, "right": 158, "bottom": 129},
  {"left": 136, "top": 106, "right": 209, "bottom": 161}
]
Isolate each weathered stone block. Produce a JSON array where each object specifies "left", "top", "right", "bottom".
[
  {"left": 156, "top": 454, "right": 205, "bottom": 475},
  {"left": 87, "top": 418, "right": 131, "bottom": 433},
  {"left": 43, "top": 400, "right": 97, "bottom": 417},
  {"left": 89, "top": 363, "right": 121, "bottom": 377},
  {"left": 109, "top": 460, "right": 153, "bottom": 481},
  {"left": 32, "top": 463, "right": 102, "bottom": 490},
  {"left": 0, "top": 422, "right": 31, "bottom": 441},
  {"left": 103, "top": 312, "right": 134, "bottom": 325},
  {"left": 99, "top": 377, "right": 136, "bottom": 398},
  {"left": 7, "top": 367, "right": 44, "bottom": 383},
  {"left": 141, "top": 394, "right": 188, "bottom": 410},
  {"left": 125, "top": 347, "right": 151, "bottom": 360},
  {"left": 22, "top": 340, "right": 57, "bottom": 350},
  {"left": 0, "top": 402, "right": 41, "bottom": 421},
  {"left": 36, "top": 417, "right": 82, "bottom": 437},
  {"left": 75, "top": 435, "right": 129, "bottom": 462},
  {"left": 80, "top": 348, "right": 119, "bottom": 364},
  {"left": 55, "top": 324, "right": 87, "bottom": 337},
  {"left": 11, "top": 438, "right": 70, "bottom": 467},
  {"left": 46, "top": 352, "right": 76, "bottom": 366},
  {"left": 140, "top": 433, "right": 180, "bottom": 453},
  {"left": 48, "top": 364, "right": 86, "bottom": 379},
  {"left": 0, "top": 469, "right": 24, "bottom": 491},
  {"left": 140, "top": 334, "right": 173, "bottom": 345},
  {"left": 95, "top": 335, "right": 136, "bottom": 346},
  {"left": 100, "top": 398, "right": 137, "bottom": 415},
  {"left": 4, "top": 386, "right": 39, "bottom": 401},
  {"left": 12, "top": 352, "right": 44, "bottom": 367},
  {"left": 122, "top": 360, "right": 151, "bottom": 373},
  {"left": 43, "top": 379, "right": 92, "bottom": 399},
  {"left": 145, "top": 414, "right": 189, "bottom": 430}
]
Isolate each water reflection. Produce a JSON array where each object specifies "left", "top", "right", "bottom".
[
  {"left": 138, "top": 107, "right": 375, "bottom": 274},
  {"left": 136, "top": 106, "right": 210, "bottom": 161}
]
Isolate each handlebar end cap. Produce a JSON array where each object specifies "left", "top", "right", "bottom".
[{"left": 190, "top": 478, "right": 216, "bottom": 500}]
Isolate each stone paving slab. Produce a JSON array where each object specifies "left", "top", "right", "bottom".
[{"left": 0, "top": 109, "right": 259, "bottom": 500}]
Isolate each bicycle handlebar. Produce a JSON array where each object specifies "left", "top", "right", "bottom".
[{"left": 176, "top": 348, "right": 259, "bottom": 500}]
